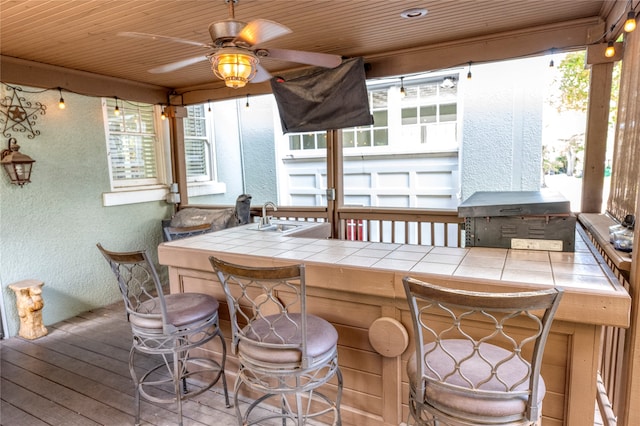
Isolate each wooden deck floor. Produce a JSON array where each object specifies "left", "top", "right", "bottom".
[
  {"left": 0, "top": 301, "right": 262, "bottom": 426},
  {"left": 1, "top": 301, "right": 606, "bottom": 426}
]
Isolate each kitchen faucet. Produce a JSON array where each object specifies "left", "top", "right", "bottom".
[{"left": 260, "top": 201, "right": 277, "bottom": 228}]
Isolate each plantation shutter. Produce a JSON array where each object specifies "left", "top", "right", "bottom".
[
  {"left": 106, "top": 99, "right": 159, "bottom": 185},
  {"left": 184, "top": 105, "right": 211, "bottom": 180}
]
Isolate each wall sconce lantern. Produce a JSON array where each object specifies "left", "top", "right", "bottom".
[{"left": 1, "top": 138, "right": 35, "bottom": 186}]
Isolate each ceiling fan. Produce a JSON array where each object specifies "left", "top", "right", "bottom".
[{"left": 119, "top": 0, "right": 342, "bottom": 88}]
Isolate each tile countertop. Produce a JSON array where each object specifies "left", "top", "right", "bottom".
[
  {"left": 160, "top": 220, "right": 631, "bottom": 328},
  {"left": 162, "top": 221, "right": 622, "bottom": 294}
]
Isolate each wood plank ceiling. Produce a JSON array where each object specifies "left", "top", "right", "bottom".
[{"left": 0, "top": 0, "right": 619, "bottom": 100}]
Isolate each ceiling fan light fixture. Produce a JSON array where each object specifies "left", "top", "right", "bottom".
[{"left": 210, "top": 49, "right": 259, "bottom": 89}]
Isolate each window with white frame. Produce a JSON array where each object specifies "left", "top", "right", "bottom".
[
  {"left": 103, "top": 98, "right": 163, "bottom": 189},
  {"left": 343, "top": 89, "right": 389, "bottom": 148},
  {"left": 400, "top": 78, "right": 458, "bottom": 148},
  {"left": 184, "top": 104, "right": 213, "bottom": 182},
  {"left": 288, "top": 131, "right": 327, "bottom": 150}
]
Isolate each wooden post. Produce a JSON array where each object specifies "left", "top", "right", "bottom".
[
  {"left": 582, "top": 47, "right": 616, "bottom": 213},
  {"left": 326, "top": 129, "right": 343, "bottom": 239},
  {"left": 166, "top": 106, "right": 188, "bottom": 208},
  {"left": 8, "top": 279, "right": 47, "bottom": 339}
]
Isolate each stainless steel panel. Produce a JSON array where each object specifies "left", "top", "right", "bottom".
[
  {"left": 459, "top": 191, "right": 575, "bottom": 251},
  {"left": 458, "top": 191, "right": 571, "bottom": 218},
  {"left": 464, "top": 215, "right": 576, "bottom": 251}
]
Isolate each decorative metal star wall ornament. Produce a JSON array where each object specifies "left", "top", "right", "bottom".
[{"left": 1, "top": 85, "right": 47, "bottom": 139}]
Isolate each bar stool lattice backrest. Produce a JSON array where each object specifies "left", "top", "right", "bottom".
[
  {"left": 97, "top": 244, "right": 229, "bottom": 426},
  {"left": 210, "top": 256, "right": 343, "bottom": 426},
  {"left": 403, "top": 277, "right": 563, "bottom": 426}
]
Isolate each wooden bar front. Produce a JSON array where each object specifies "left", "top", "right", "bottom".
[{"left": 158, "top": 223, "right": 630, "bottom": 426}]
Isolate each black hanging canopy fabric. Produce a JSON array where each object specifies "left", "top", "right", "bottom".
[{"left": 270, "top": 57, "right": 373, "bottom": 133}]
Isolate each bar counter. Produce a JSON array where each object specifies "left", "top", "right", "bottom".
[{"left": 158, "top": 221, "right": 630, "bottom": 426}]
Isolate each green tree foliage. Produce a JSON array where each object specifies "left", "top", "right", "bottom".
[
  {"left": 545, "top": 51, "right": 621, "bottom": 176},
  {"left": 551, "top": 51, "right": 621, "bottom": 120},
  {"left": 609, "top": 61, "right": 621, "bottom": 126},
  {"left": 553, "top": 52, "right": 590, "bottom": 113}
]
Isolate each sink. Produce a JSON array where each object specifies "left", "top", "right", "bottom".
[
  {"left": 246, "top": 220, "right": 331, "bottom": 238},
  {"left": 247, "top": 221, "right": 304, "bottom": 234}
]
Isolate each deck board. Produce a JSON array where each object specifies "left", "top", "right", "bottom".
[
  {"left": 1, "top": 300, "right": 604, "bottom": 425},
  {"left": 0, "top": 301, "right": 240, "bottom": 426},
  {"left": 1, "top": 376, "right": 102, "bottom": 425},
  {"left": 1, "top": 399, "right": 50, "bottom": 426}
]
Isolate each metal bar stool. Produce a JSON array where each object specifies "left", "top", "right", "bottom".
[
  {"left": 403, "top": 277, "right": 563, "bottom": 426},
  {"left": 210, "top": 256, "right": 343, "bottom": 426},
  {"left": 97, "top": 244, "right": 229, "bottom": 426}
]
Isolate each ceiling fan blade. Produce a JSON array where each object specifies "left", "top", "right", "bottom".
[
  {"left": 235, "top": 19, "right": 291, "bottom": 46},
  {"left": 251, "top": 64, "right": 272, "bottom": 83},
  {"left": 260, "top": 48, "right": 342, "bottom": 68},
  {"left": 148, "top": 55, "right": 209, "bottom": 73},
  {"left": 118, "top": 31, "right": 209, "bottom": 48}
]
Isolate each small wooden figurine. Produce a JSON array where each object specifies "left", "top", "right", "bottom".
[{"left": 9, "top": 279, "right": 48, "bottom": 339}]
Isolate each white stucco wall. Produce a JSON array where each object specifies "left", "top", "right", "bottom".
[
  {"left": 460, "top": 57, "right": 546, "bottom": 202},
  {"left": 0, "top": 87, "right": 171, "bottom": 337}
]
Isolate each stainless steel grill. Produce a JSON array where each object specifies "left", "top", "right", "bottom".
[{"left": 458, "top": 191, "right": 576, "bottom": 252}]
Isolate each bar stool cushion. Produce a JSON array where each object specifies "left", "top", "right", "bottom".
[
  {"left": 239, "top": 313, "right": 338, "bottom": 365},
  {"left": 130, "top": 293, "right": 219, "bottom": 329},
  {"left": 407, "top": 339, "right": 546, "bottom": 419}
]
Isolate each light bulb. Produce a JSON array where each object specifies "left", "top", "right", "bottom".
[
  {"left": 161, "top": 108, "right": 166, "bottom": 120},
  {"left": 605, "top": 41, "right": 616, "bottom": 58},
  {"left": 399, "top": 77, "right": 406, "bottom": 98},
  {"left": 58, "top": 88, "right": 65, "bottom": 109},
  {"left": 467, "top": 62, "right": 472, "bottom": 80},
  {"left": 624, "top": 11, "right": 636, "bottom": 32}
]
